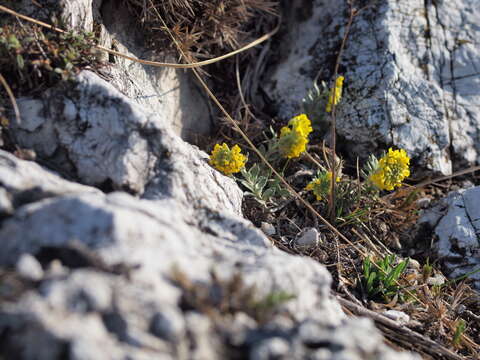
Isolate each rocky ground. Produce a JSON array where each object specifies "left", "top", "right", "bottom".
[{"left": 0, "top": 0, "right": 479, "bottom": 359}]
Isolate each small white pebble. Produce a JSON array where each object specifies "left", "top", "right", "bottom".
[
  {"left": 295, "top": 227, "right": 321, "bottom": 248},
  {"left": 382, "top": 310, "right": 410, "bottom": 326},
  {"left": 16, "top": 254, "right": 44, "bottom": 281},
  {"left": 261, "top": 222, "right": 276, "bottom": 236},
  {"left": 407, "top": 259, "right": 421, "bottom": 270},
  {"left": 416, "top": 197, "right": 432, "bottom": 209},
  {"left": 427, "top": 273, "right": 446, "bottom": 286}
]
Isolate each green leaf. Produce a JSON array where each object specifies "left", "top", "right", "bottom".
[
  {"left": 16, "top": 54, "right": 24, "bottom": 69},
  {"left": 262, "top": 187, "right": 276, "bottom": 200},
  {"left": 7, "top": 34, "right": 20, "bottom": 49},
  {"left": 250, "top": 164, "right": 260, "bottom": 179},
  {"left": 256, "top": 175, "right": 268, "bottom": 191},
  {"left": 385, "top": 258, "right": 409, "bottom": 287}
]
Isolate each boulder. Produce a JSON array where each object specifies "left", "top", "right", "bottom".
[
  {"left": 9, "top": 0, "right": 212, "bottom": 142},
  {"left": 10, "top": 71, "right": 239, "bottom": 214},
  {"left": 97, "top": 0, "right": 212, "bottom": 142},
  {"left": 0, "top": 188, "right": 418, "bottom": 359}
]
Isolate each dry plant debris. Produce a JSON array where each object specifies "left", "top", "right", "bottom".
[{"left": 124, "top": 0, "right": 277, "bottom": 61}]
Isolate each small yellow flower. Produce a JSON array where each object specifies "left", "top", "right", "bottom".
[
  {"left": 369, "top": 148, "right": 410, "bottom": 191},
  {"left": 306, "top": 171, "right": 340, "bottom": 201},
  {"left": 326, "top": 76, "right": 345, "bottom": 113},
  {"left": 278, "top": 127, "right": 308, "bottom": 159},
  {"left": 209, "top": 143, "right": 247, "bottom": 175},
  {"left": 278, "top": 114, "right": 312, "bottom": 159},
  {"left": 288, "top": 114, "right": 313, "bottom": 137}
]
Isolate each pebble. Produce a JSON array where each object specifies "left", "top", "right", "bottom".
[
  {"left": 295, "top": 227, "right": 320, "bottom": 248},
  {"left": 261, "top": 222, "right": 276, "bottom": 236},
  {"left": 16, "top": 254, "right": 44, "bottom": 281}
]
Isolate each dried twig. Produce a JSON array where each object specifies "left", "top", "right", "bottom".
[
  {"left": 0, "top": 72, "right": 20, "bottom": 124},
  {"left": 328, "top": 2, "right": 356, "bottom": 223}
]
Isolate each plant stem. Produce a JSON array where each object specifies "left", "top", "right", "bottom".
[{"left": 328, "top": 3, "right": 356, "bottom": 222}]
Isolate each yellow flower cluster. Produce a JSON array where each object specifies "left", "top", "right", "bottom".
[
  {"left": 278, "top": 114, "right": 312, "bottom": 159},
  {"left": 326, "top": 76, "right": 345, "bottom": 113},
  {"left": 306, "top": 171, "right": 340, "bottom": 201},
  {"left": 369, "top": 148, "right": 410, "bottom": 191},
  {"left": 209, "top": 143, "right": 247, "bottom": 175}
]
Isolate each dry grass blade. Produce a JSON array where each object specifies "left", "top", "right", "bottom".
[
  {"left": 124, "top": 0, "right": 277, "bottom": 62},
  {"left": 414, "top": 166, "right": 480, "bottom": 188},
  {"left": 0, "top": 72, "right": 20, "bottom": 124}
]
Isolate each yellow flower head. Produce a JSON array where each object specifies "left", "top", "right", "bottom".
[
  {"left": 326, "top": 76, "right": 345, "bottom": 113},
  {"left": 369, "top": 148, "right": 410, "bottom": 191},
  {"left": 278, "top": 114, "right": 312, "bottom": 159},
  {"left": 278, "top": 126, "right": 308, "bottom": 159},
  {"left": 288, "top": 114, "right": 313, "bottom": 137},
  {"left": 305, "top": 171, "right": 340, "bottom": 201},
  {"left": 209, "top": 143, "right": 247, "bottom": 175}
]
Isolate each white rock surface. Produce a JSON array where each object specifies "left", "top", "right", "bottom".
[
  {"left": 13, "top": 0, "right": 95, "bottom": 31},
  {"left": 420, "top": 186, "right": 480, "bottom": 289},
  {"left": 266, "top": 0, "right": 480, "bottom": 174},
  {"left": 11, "top": 71, "right": 240, "bottom": 214},
  {"left": 0, "top": 166, "right": 417, "bottom": 359},
  {"left": 12, "top": 0, "right": 212, "bottom": 142},
  {"left": 0, "top": 149, "right": 100, "bottom": 209}
]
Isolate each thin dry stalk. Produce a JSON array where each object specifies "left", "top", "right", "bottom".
[
  {"left": 0, "top": 72, "right": 20, "bottom": 124},
  {"left": 328, "top": 2, "right": 356, "bottom": 223}
]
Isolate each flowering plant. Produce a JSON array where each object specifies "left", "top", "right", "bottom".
[
  {"left": 306, "top": 171, "right": 340, "bottom": 201},
  {"left": 326, "top": 76, "right": 344, "bottom": 113},
  {"left": 209, "top": 143, "right": 247, "bottom": 175},
  {"left": 278, "top": 114, "right": 312, "bottom": 159},
  {"left": 368, "top": 148, "right": 410, "bottom": 191}
]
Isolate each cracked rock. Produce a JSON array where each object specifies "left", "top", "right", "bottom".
[{"left": 419, "top": 186, "right": 480, "bottom": 289}]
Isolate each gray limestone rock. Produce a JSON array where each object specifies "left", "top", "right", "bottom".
[
  {"left": 250, "top": 337, "right": 291, "bottom": 360},
  {"left": 0, "top": 187, "right": 13, "bottom": 215},
  {"left": 0, "top": 191, "right": 338, "bottom": 322},
  {"left": 265, "top": 0, "right": 480, "bottom": 175},
  {"left": 0, "top": 189, "right": 418, "bottom": 359},
  {"left": 419, "top": 186, "right": 480, "bottom": 289},
  {"left": 12, "top": 0, "right": 95, "bottom": 32},
  {"left": 12, "top": 0, "right": 211, "bottom": 143},
  {"left": 10, "top": 71, "right": 240, "bottom": 214},
  {"left": 295, "top": 227, "right": 321, "bottom": 248},
  {"left": 0, "top": 149, "right": 100, "bottom": 209}
]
